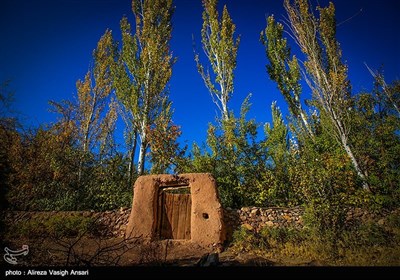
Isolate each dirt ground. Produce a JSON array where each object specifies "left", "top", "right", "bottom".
[{"left": 2, "top": 236, "right": 318, "bottom": 267}]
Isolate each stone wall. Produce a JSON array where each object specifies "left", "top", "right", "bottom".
[
  {"left": 3, "top": 208, "right": 131, "bottom": 237},
  {"left": 223, "top": 206, "right": 304, "bottom": 242},
  {"left": 3, "top": 206, "right": 304, "bottom": 239},
  {"left": 3, "top": 206, "right": 396, "bottom": 240}
]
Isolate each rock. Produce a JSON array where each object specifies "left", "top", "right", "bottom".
[
  {"left": 283, "top": 215, "right": 291, "bottom": 221},
  {"left": 242, "top": 223, "right": 253, "bottom": 231},
  {"left": 377, "top": 219, "right": 385, "bottom": 226},
  {"left": 83, "top": 212, "right": 91, "bottom": 218},
  {"left": 197, "top": 253, "right": 219, "bottom": 267},
  {"left": 265, "top": 221, "right": 274, "bottom": 227},
  {"left": 251, "top": 209, "right": 261, "bottom": 216},
  {"left": 261, "top": 216, "right": 268, "bottom": 222}
]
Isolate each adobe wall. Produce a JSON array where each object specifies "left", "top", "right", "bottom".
[{"left": 125, "top": 173, "right": 225, "bottom": 247}]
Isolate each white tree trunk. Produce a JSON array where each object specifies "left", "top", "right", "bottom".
[
  {"left": 299, "top": 110, "right": 314, "bottom": 138},
  {"left": 137, "top": 128, "right": 147, "bottom": 176},
  {"left": 127, "top": 131, "right": 137, "bottom": 187},
  {"left": 222, "top": 100, "right": 229, "bottom": 121},
  {"left": 340, "top": 135, "right": 371, "bottom": 192}
]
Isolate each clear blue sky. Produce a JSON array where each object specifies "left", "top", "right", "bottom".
[{"left": 1, "top": 0, "right": 399, "bottom": 151}]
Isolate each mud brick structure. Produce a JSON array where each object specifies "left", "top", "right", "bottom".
[{"left": 125, "top": 173, "right": 225, "bottom": 247}]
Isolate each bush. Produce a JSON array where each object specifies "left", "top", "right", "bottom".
[
  {"left": 231, "top": 226, "right": 258, "bottom": 252},
  {"left": 7, "top": 215, "right": 96, "bottom": 239},
  {"left": 259, "top": 226, "right": 306, "bottom": 246}
]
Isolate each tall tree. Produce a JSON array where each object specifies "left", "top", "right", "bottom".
[
  {"left": 261, "top": 16, "right": 314, "bottom": 139},
  {"left": 365, "top": 64, "right": 400, "bottom": 117},
  {"left": 113, "top": 0, "right": 175, "bottom": 176},
  {"left": 195, "top": 0, "right": 240, "bottom": 121},
  {"left": 146, "top": 99, "right": 185, "bottom": 174},
  {"left": 112, "top": 17, "right": 140, "bottom": 185},
  {"left": 50, "top": 30, "right": 117, "bottom": 182},
  {"left": 264, "top": 0, "right": 370, "bottom": 191},
  {"left": 258, "top": 102, "right": 293, "bottom": 206},
  {"left": 77, "top": 30, "right": 116, "bottom": 157}
]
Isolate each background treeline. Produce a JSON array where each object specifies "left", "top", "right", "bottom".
[{"left": 1, "top": 0, "right": 399, "bottom": 234}]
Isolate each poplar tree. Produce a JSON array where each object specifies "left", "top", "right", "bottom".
[
  {"left": 147, "top": 99, "right": 184, "bottom": 174},
  {"left": 261, "top": 16, "right": 314, "bottom": 139},
  {"left": 263, "top": 0, "right": 370, "bottom": 191},
  {"left": 195, "top": 0, "right": 240, "bottom": 121},
  {"left": 76, "top": 30, "right": 117, "bottom": 158},
  {"left": 113, "top": 0, "right": 175, "bottom": 176},
  {"left": 112, "top": 17, "right": 140, "bottom": 185},
  {"left": 50, "top": 30, "right": 117, "bottom": 182}
]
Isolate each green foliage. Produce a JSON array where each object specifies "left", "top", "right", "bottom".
[
  {"left": 350, "top": 79, "right": 400, "bottom": 206},
  {"left": 4, "top": 124, "right": 131, "bottom": 211},
  {"left": 2, "top": 0, "right": 399, "bottom": 246},
  {"left": 231, "top": 226, "right": 258, "bottom": 252},
  {"left": 231, "top": 220, "right": 400, "bottom": 265},
  {"left": 147, "top": 100, "right": 187, "bottom": 174},
  {"left": 81, "top": 154, "right": 133, "bottom": 211},
  {"left": 261, "top": 16, "right": 312, "bottom": 138},
  {"left": 195, "top": 0, "right": 240, "bottom": 121},
  {"left": 116, "top": 0, "right": 176, "bottom": 175},
  {"left": 338, "top": 218, "right": 400, "bottom": 262},
  {"left": 182, "top": 95, "right": 268, "bottom": 208},
  {"left": 7, "top": 215, "right": 96, "bottom": 239},
  {"left": 258, "top": 0, "right": 400, "bottom": 246},
  {"left": 303, "top": 197, "right": 347, "bottom": 244},
  {"left": 259, "top": 226, "right": 306, "bottom": 246},
  {"left": 256, "top": 102, "right": 299, "bottom": 206}
]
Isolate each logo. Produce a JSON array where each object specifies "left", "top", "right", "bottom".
[{"left": 4, "top": 245, "right": 29, "bottom": 265}]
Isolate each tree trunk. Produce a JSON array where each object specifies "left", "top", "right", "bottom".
[
  {"left": 299, "top": 110, "right": 314, "bottom": 138},
  {"left": 78, "top": 141, "right": 88, "bottom": 185},
  {"left": 222, "top": 102, "right": 229, "bottom": 121},
  {"left": 127, "top": 131, "right": 137, "bottom": 188},
  {"left": 341, "top": 135, "right": 371, "bottom": 192},
  {"left": 137, "top": 130, "right": 147, "bottom": 176}
]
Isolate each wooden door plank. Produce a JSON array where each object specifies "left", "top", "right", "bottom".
[
  {"left": 158, "top": 189, "right": 192, "bottom": 240},
  {"left": 156, "top": 191, "right": 163, "bottom": 238},
  {"left": 171, "top": 194, "right": 181, "bottom": 239},
  {"left": 176, "top": 194, "right": 183, "bottom": 239},
  {"left": 185, "top": 194, "right": 192, "bottom": 239},
  {"left": 160, "top": 192, "right": 167, "bottom": 239},
  {"left": 156, "top": 191, "right": 161, "bottom": 238},
  {"left": 170, "top": 194, "right": 176, "bottom": 238},
  {"left": 176, "top": 194, "right": 187, "bottom": 239},
  {"left": 161, "top": 192, "right": 173, "bottom": 239}
]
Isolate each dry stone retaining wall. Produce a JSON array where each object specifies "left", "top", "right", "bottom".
[
  {"left": 3, "top": 208, "right": 131, "bottom": 237},
  {"left": 3, "top": 207, "right": 395, "bottom": 239},
  {"left": 224, "top": 206, "right": 304, "bottom": 230}
]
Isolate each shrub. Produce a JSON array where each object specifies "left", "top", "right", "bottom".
[
  {"left": 7, "top": 215, "right": 96, "bottom": 239},
  {"left": 231, "top": 226, "right": 257, "bottom": 252},
  {"left": 259, "top": 226, "right": 306, "bottom": 246}
]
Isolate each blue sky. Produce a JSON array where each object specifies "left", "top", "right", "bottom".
[{"left": 1, "top": 0, "right": 399, "bottom": 151}]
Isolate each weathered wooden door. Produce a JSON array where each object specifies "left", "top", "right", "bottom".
[{"left": 156, "top": 187, "right": 191, "bottom": 240}]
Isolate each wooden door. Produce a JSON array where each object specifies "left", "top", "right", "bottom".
[{"left": 156, "top": 188, "right": 191, "bottom": 240}]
